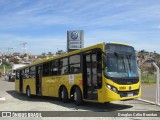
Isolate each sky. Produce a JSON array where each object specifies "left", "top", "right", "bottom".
[{"left": 0, "top": 0, "right": 160, "bottom": 55}]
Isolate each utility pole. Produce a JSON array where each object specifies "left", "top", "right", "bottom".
[
  {"left": 0, "top": 59, "right": 2, "bottom": 66},
  {"left": 3, "top": 65, "right": 5, "bottom": 74}
]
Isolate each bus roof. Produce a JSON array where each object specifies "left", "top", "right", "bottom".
[
  {"left": 16, "top": 43, "right": 104, "bottom": 70},
  {"left": 16, "top": 42, "right": 133, "bottom": 70},
  {"left": 109, "top": 42, "right": 131, "bottom": 47}
]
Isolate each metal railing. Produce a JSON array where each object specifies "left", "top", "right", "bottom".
[
  {"left": 138, "top": 62, "right": 160, "bottom": 106},
  {"left": 152, "top": 62, "right": 160, "bottom": 105}
]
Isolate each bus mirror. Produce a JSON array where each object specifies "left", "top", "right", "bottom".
[
  {"left": 114, "top": 52, "right": 118, "bottom": 58},
  {"left": 103, "top": 55, "right": 107, "bottom": 67},
  {"left": 102, "top": 52, "right": 106, "bottom": 56},
  {"left": 105, "top": 67, "right": 108, "bottom": 73}
]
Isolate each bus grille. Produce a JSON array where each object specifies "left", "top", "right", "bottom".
[{"left": 118, "top": 89, "right": 139, "bottom": 98}]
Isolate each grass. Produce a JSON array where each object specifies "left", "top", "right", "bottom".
[
  {"left": 141, "top": 73, "right": 156, "bottom": 85},
  {"left": 0, "top": 66, "right": 12, "bottom": 74}
]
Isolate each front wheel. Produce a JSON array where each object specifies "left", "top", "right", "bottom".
[{"left": 74, "top": 87, "right": 83, "bottom": 106}]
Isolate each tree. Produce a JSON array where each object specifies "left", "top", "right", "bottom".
[
  {"left": 2, "top": 61, "right": 11, "bottom": 67},
  {"left": 10, "top": 58, "right": 19, "bottom": 64},
  {"left": 56, "top": 50, "right": 64, "bottom": 55},
  {"left": 48, "top": 52, "right": 52, "bottom": 56},
  {"left": 42, "top": 53, "right": 46, "bottom": 56}
]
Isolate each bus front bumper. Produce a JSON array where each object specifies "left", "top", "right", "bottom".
[{"left": 104, "top": 87, "right": 141, "bottom": 102}]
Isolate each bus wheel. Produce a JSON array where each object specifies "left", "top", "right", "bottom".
[
  {"left": 61, "top": 87, "right": 68, "bottom": 103},
  {"left": 74, "top": 87, "right": 83, "bottom": 106},
  {"left": 26, "top": 87, "right": 31, "bottom": 98}
]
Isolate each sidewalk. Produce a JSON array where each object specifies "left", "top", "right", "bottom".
[{"left": 0, "top": 76, "right": 5, "bottom": 101}]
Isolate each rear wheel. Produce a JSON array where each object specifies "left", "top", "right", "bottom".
[
  {"left": 74, "top": 87, "right": 83, "bottom": 106},
  {"left": 60, "top": 87, "right": 68, "bottom": 103}
]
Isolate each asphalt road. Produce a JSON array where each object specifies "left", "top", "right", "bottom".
[{"left": 0, "top": 77, "right": 160, "bottom": 120}]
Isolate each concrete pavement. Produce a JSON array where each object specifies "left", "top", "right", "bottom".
[{"left": 0, "top": 77, "right": 160, "bottom": 120}]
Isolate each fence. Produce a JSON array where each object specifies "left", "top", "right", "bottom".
[
  {"left": 0, "top": 66, "right": 12, "bottom": 74},
  {"left": 138, "top": 62, "right": 160, "bottom": 106}
]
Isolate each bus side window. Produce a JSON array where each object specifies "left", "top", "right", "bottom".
[
  {"left": 60, "top": 58, "right": 68, "bottom": 75},
  {"left": 69, "top": 55, "right": 81, "bottom": 74},
  {"left": 51, "top": 60, "right": 59, "bottom": 75},
  {"left": 70, "top": 64, "right": 80, "bottom": 73},
  {"left": 43, "top": 62, "right": 50, "bottom": 76},
  {"left": 92, "top": 54, "right": 98, "bottom": 87},
  {"left": 16, "top": 71, "right": 19, "bottom": 79},
  {"left": 30, "top": 66, "right": 35, "bottom": 78},
  {"left": 24, "top": 68, "right": 29, "bottom": 79}
]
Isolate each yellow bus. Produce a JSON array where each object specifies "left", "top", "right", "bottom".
[{"left": 15, "top": 42, "right": 141, "bottom": 105}]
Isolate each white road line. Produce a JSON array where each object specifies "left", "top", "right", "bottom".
[{"left": 0, "top": 97, "right": 5, "bottom": 101}]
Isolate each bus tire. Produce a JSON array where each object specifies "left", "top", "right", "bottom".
[
  {"left": 74, "top": 87, "right": 83, "bottom": 106},
  {"left": 26, "top": 87, "right": 31, "bottom": 98},
  {"left": 60, "top": 87, "right": 68, "bottom": 103}
]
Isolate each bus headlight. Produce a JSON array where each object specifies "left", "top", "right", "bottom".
[
  {"left": 106, "top": 84, "right": 118, "bottom": 93},
  {"left": 106, "top": 85, "right": 111, "bottom": 90},
  {"left": 112, "top": 87, "right": 117, "bottom": 93}
]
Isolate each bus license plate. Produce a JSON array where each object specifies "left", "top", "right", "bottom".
[{"left": 128, "top": 93, "right": 133, "bottom": 97}]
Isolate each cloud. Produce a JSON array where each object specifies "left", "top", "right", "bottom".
[
  {"left": 0, "top": 0, "right": 160, "bottom": 54},
  {"left": 85, "top": 29, "right": 160, "bottom": 53},
  {"left": 0, "top": 0, "right": 160, "bottom": 29},
  {"left": 0, "top": 34, "right": 66, "bottom": 54}
]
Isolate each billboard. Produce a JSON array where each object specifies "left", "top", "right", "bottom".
[{"left": 67, "top": 30, "right": 84, "bottom": 52}]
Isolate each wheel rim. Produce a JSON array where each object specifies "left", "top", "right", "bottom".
[
  {"left": 74, "top": 91, "right": 77, "bottom": 101},
  {"left": 61, "top": 90, "right": 64, "bottom": 99},
  {"left": 27, "top": 89, "right": 30, "bottom": 96}
]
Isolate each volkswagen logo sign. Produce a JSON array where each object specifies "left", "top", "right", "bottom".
[
  {"left": 71, "top": 31, "right": 78, "bottom": 39},
  {"left": 129, "top": 86, "right": 132, "bottom": 90}
]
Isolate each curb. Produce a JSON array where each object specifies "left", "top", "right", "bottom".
[{"left": 136, "top": 98, "right": 160, "bottom": 107}]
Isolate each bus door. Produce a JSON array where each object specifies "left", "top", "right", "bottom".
[
  {"left": 36, "top": 65, "right": 42, "bottom": 95},
  {"left": 19, "top": 70, "right": 23, "bottom": 92},
  {"left": 82, "top": 51, "right": 102, "bottom": 100}
]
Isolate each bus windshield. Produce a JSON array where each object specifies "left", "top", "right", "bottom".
[{"left": 104, "top": 52, "right": 138, "bottom": 78}]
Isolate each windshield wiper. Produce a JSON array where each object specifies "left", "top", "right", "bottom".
[
  {"left": 126, "top": 55, "right": 132, "bottom": 71},
  {"left": 114, "top": 52, "right": 118, "bottom": 58}
]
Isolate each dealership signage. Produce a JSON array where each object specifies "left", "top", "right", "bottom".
[{"left": 67, "top": 30, "right": 84, "bottom": 52}]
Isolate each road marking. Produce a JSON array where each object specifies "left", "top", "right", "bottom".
[{"left": 0, "top": 97, "right": 5, "bottom": 101}]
